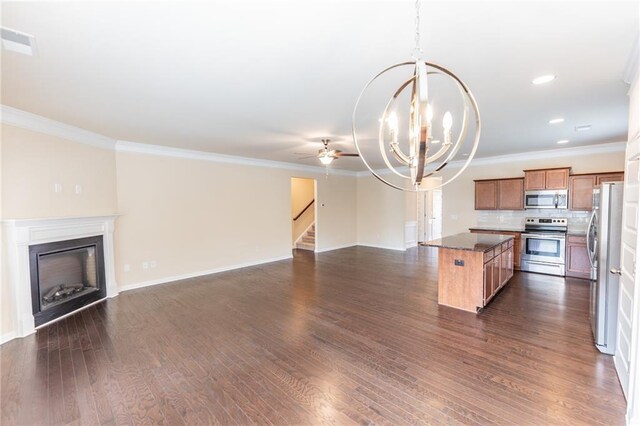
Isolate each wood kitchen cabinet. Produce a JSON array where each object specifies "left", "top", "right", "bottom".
[
  {"left": 483, "top": 243, "right": 513, "bottom": 304},
  {"left": 474, "top": 178, "right": 524, "bottom": 211},
  {"left": 524, "top": 168, "right": 570, "bottom": 190},
  {"left": 569, "top": 172, "right": 624, "bottom": 211},
  {"left": 470, "top": 229, "right": 521, "bottom": 270},
  {"left": 475, "top": 180, "right": 498, "bottom": 210},
  {"left": 498, "top": 178, "right": 524, "bottom": 210},
  {"left": 569, "top": 174, "right": 597, "bottom": 210},
  {"left": 597, "top": 173, "right": 624, "bottom": 184},
  {"left": 425, "top": 233, "right": 514, "bottom": 313},
  {"left": 566, "top": 235, "right": 591, "bottom": 279}
]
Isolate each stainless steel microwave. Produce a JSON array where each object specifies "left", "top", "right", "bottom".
[{"left": 524, "top": 189, "right": 568, "bottom": 209}]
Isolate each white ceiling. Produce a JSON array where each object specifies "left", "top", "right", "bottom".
[{"left": 1, "top": 1, "right": 638, "bottom": 171}]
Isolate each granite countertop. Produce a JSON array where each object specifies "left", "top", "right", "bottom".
[
  {"left": 468, "top": 226, "right": 525, "bottom": 233},
  {"left": 422, "top": 232, "right": 514, "bottom": 252}
]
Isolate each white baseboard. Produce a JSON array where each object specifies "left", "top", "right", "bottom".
[
  {"left": 357, "top": 243, "right": 407, "bottom": 252},
  {"left": 315, "top": 243, "right": 357, "bottom": 253},
  {"left": 0, "top": 331, "right": 17, "bottom": 346},
  {"left": 119, "top": 254, "right": 293, "bottom": 293}
]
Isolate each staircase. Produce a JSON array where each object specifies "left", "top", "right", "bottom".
[{"left": 295, "top": 224, "right": 315, "bottom": 251}]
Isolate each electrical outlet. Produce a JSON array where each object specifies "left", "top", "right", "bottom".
[
  {"left": 142, "top": 262, "right": 149, "bottom": 270},
  {"left": 54, "top": 183, "right": 62, "bottom": 193},
  {"left": 149, "top": 261, "right": 157, "bottom": 268},
  {"left": 75, "top": 184, "right": 82, "bottom": 194},
  {"left": 123, "top": 264, "right": 130, "bottom": 272}
]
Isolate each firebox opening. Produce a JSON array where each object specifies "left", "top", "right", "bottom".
[{"left": 29, "top": 236, "right": 106, "bottom": 327}]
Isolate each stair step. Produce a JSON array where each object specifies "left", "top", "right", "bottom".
[
  {"left": 295, "top": 242, "right": 315, "bottom": 251},
  {"left": 302, "top": 237, "right": 315, "bottom": 244}
]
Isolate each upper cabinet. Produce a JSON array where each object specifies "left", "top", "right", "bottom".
[
  {"left": 524, "top": 168, "right": 570, "bottom": 190},
  {"left": 498, "top": 178, "right": 524, "bottom": 210},
  {"left": 597, "top": 173, "right": 624, "bottom": 185},
  {"left": 475, "top": 180, "right": 498, "bottom": 210},
  {"left": 474, "top": 178, "right": 524, "bottom": 211},
  {"left": 569, "top": 175, "right": 596, "bottom": 210},
  {"left": 569, "top": 172, "right": 625, "bottom": 211}
]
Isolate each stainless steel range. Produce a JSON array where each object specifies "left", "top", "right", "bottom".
[{"left": 520, "top": 217, "right": 567, "bottom": 276}]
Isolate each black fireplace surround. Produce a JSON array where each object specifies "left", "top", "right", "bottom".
[{"left": 29, "top": 236, "right": 106, "bottom": 327}]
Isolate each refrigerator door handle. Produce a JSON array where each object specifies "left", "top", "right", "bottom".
[{"left": 587, "top": 210, "right": 597, "bottom": 267}]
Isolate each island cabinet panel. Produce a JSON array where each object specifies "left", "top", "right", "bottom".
[
  {"left": 524, "top": 168, "right": 570, "bottom": 190},
  {"left": 566, "top": 235, "right": 591, "bottom": 279},
  {"left": 470, "top": 229, "right": 522, "bottom": 270},
  {"left": 475, "top": 180, "right": 498, "bottom": 210},
  {"left": 569, "top": 175, "right": 597, "bottom": 211},
  {"left": 438, "top": 249, "right": 485, "bottom": 312},
  {"left": 497, "top": 178, "right": 524, "bottom": 210},
  {"left": 597, "top": 173, "right": 624, "bottom": 185},
  {"left": 426, "top": 233, "right": 515, "bottom": 313}
]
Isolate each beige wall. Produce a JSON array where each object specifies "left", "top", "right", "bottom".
[
  {"left": 291, "top": 177, "right": 315, "bottom": 244},
  {"left": 1, "top": 124, "right": 117, "bottom": 219},
  {"left": 440, "top": 149, "right": 626, "bottom": 236},
  {"left": 115, "top": 151, "right": 357, "bottom": 288},
  {"left": 1, "top": 124, "right": 117, "bottom": 337},
  {"left": 356, "top": 175, "right": 406, "bottom": 250}
]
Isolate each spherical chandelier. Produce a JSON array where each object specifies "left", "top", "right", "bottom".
[{"left": 352, "top": 0, "right": 481, "bottom": 192}]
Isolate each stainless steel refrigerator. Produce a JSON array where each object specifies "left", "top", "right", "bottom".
[{"left": 588, "top": 182, "right": 624, "bottom": 355}]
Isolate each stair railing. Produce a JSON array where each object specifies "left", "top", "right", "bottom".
[{"left": 293, "top": 199, "right": 314, "bottom": 221}]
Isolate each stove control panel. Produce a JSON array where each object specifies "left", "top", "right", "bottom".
[{"left": 525, "top": 217, "right": 567, "bottom": 226}]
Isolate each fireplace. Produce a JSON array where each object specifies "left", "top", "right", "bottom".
[{"left": 29, "top": 236, "right": 107, "bottom": 327}]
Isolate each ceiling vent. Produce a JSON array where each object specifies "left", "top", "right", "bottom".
[
  {"left": 1, "top": 27, "right": 36, "bottom": 56},
  {"left": 575, "top": 125, "right": 592, "bottom": 132}
]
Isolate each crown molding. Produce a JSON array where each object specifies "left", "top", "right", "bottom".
[
  {"left": 356, "top": 141, "right": 626, "bottom": 177},
  {"left": 1, "top": 105, "right": 116, "bottom": 150},
  {"left": 115, "top": 140, "right": 359, "bottom": 176},
  {"left": 623, "top": 35, "right": 639, "bottom": 85},
  {"left": 0, "top": 105, "right": 358, "bottom": 176}
]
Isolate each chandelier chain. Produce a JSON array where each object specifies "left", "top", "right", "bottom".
[{"left": 412, "top": 0, "right": 422, "bottom": 60}]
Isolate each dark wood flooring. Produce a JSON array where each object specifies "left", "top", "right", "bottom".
[{"left": 1, "top": 246, "right": 627, "bottom": 425}]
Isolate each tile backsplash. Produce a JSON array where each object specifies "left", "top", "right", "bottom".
[{"left": 476, "top": 209, "right": 590, "bottom": 232}]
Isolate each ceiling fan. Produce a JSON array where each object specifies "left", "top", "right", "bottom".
[{"left": 297, "top": 139, "right": 359, "bottom": 165}]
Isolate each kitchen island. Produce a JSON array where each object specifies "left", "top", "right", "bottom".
[{"left": 422, "top": 233, "right": 515, "bottom": 313}]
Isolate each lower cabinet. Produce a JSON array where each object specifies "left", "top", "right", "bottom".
[
  {"left": 483, "top": 242, "right": 514, "bottom": 304},
  {"left": 566, "top": 235, "right": 591, "bottom": 279},
  {"left": 471, "top": 229, "right": 521, "bottom": 270}
]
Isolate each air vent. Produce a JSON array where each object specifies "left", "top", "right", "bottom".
[
  {"left": 575, "top": 124, "right": 592, "bottom": 132},
  {"left": 1, "top": 27, "right": 36, "bottom": 56}
]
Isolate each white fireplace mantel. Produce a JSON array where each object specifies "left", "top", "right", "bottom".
[{"left": 3, "top": 215, "right": 119, "bottom": 339}]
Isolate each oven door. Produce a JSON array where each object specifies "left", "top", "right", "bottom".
[{"left": 522, "top": 233, "right": 566, "bottom": 264}]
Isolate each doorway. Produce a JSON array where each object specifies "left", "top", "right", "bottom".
[
  {"left": 291, "top": 177, "right": 317, "bottom": 251},
  {"left": 417, "top": 185, "right": 443, "bottom": 243}
]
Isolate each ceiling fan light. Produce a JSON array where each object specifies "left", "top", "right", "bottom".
[{"left": 319, "top": 155, "right": 334, "bottom": 165}]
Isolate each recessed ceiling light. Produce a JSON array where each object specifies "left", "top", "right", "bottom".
[
  {"left": 549, "top": 118, "right": 564, "bottom": 124},
  {"left": 532, "top": 75, "right": 556, "bottom": 85},
  {"left": 575, "top": 125, "right": 592, "bottom": 132},
  {"left": 557, "top": 139, "right": 569, "bottom": 144}
]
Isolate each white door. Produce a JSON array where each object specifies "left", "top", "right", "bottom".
[
  {"left": 616, "top": 134, "right": 639, "bottom": 401},
  {"left": 417, "top": 192, "right": 430, "bottom": 242},
  {"left": 432, "top": 190, "right": 443, "bottom": 239}
]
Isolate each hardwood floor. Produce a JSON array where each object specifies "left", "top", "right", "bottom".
[{"left": 1, "top": 246, "right": 626, "bottom": 425}]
